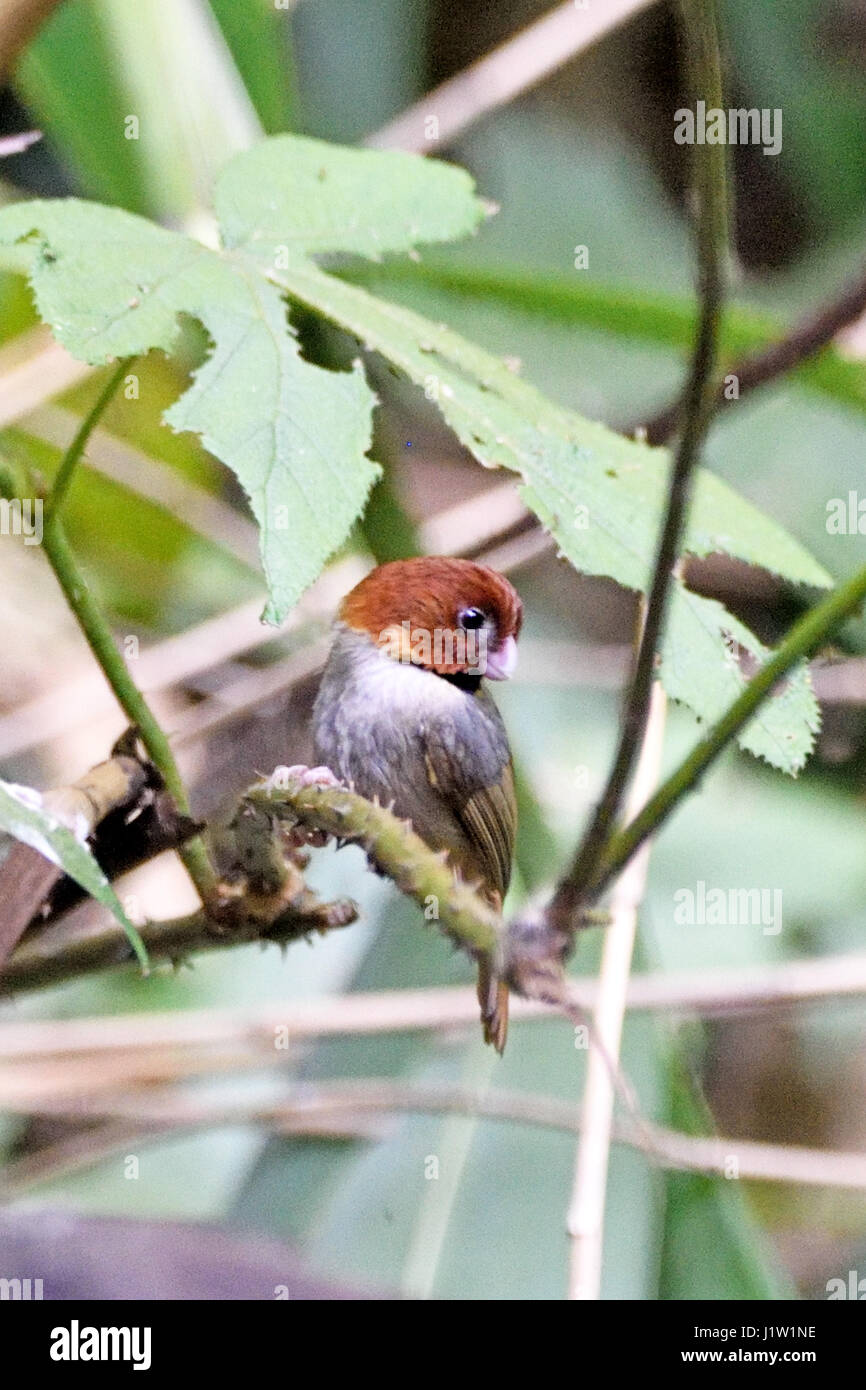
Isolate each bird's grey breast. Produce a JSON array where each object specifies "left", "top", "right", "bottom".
[{"left": 312, "top": 626, "right": 510, "bottom": 841}]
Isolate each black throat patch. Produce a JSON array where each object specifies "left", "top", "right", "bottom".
[{"left": 438, "top": 670, "right": 483, "bottom": 694}]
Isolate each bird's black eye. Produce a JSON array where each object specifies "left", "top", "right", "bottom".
[{"left": 458, "top": 606, "right": 486, "bottom": 630}]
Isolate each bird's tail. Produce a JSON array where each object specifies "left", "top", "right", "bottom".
[{"left": 477, "top": 953, "right": 509, "bottom": 1054}]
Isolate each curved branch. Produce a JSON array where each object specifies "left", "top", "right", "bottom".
[
  {"left": 245, "top": 774, "right": 501, "bottom": 956},
  {"left": 6, "top": 1079, "right": 866, "bottom": 1196},
  {"left": 641, "top": 258, "right": 866, "bottom": 444}
]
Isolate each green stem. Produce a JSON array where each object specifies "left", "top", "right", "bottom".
[
  {"left": 35, "top": 364, "right": 219, "bottom": 903},
  {"left": 45, "top": 358, "right": 133, "bottom": 524},
  {"left": 591, "top": 562, "right": 866, "bottom": 897},
  {"left": 39, "top": 519, "right": 218, "bottom": 899}
]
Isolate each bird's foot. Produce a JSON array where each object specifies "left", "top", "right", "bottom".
[{"left": 271, "top": 764, "right": 342, "bottom": 789}]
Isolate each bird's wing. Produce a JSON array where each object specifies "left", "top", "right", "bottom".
[
  {"left": 456, "top": 764, "right": 516, "bottom": 902},
  {"left": 421, "top": 691, "right": 517, "bottom": 900},
  {"left": 420, "top": 691, "right": 516, "bottom": 1054}
]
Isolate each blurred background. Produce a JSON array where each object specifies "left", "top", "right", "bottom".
[{"left": 1, "top": 0, "right": 866, "bottom": 1300}]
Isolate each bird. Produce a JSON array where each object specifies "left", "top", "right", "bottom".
[{"left": 311, "top": 555, "right": 523, "bottom": 1052}]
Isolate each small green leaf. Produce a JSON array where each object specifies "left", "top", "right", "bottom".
[
  {"left": 0, "top": 780, "right": 148, "bottom": 970},
  {"left": 215, "top": 134, "right": 487, "bottom": 261}
]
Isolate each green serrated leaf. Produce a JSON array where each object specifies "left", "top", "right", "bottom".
[
  {"left": 661, "top": 585, "right": 821, "bottom": 771},
  {"left": 227, "top": 250, "right": 832, "bottom": 592},
  {"left": 0, "top": 780, "right": 148, "bottom": 970},
  {"left": 0, "top": 198, "right": 379, "bottom": 624}
]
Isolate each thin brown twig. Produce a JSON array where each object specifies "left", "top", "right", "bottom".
[
  {"left": 0, "top": 1045, "right": 268, "bottom": 1107},
  {"left": 1, "top": 894, "right": 357, "bottom": 995},
  {"left": 640, "top": 259, "right": 866, "bottom": 444}
]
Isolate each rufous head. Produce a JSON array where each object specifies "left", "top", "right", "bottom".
[{"left": 339, "top": 556, "right": 523, "bottom": 680}]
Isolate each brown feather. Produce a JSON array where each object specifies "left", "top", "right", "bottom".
[
  {"left": 448, "top": 764, "right": 516, "bottom": 1055},
  {"left": 417, "top": 695, "right": 517, "bottom": 1053},
  {"left": 457, "top": 764, "right": 517, "bottom": 902}
]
